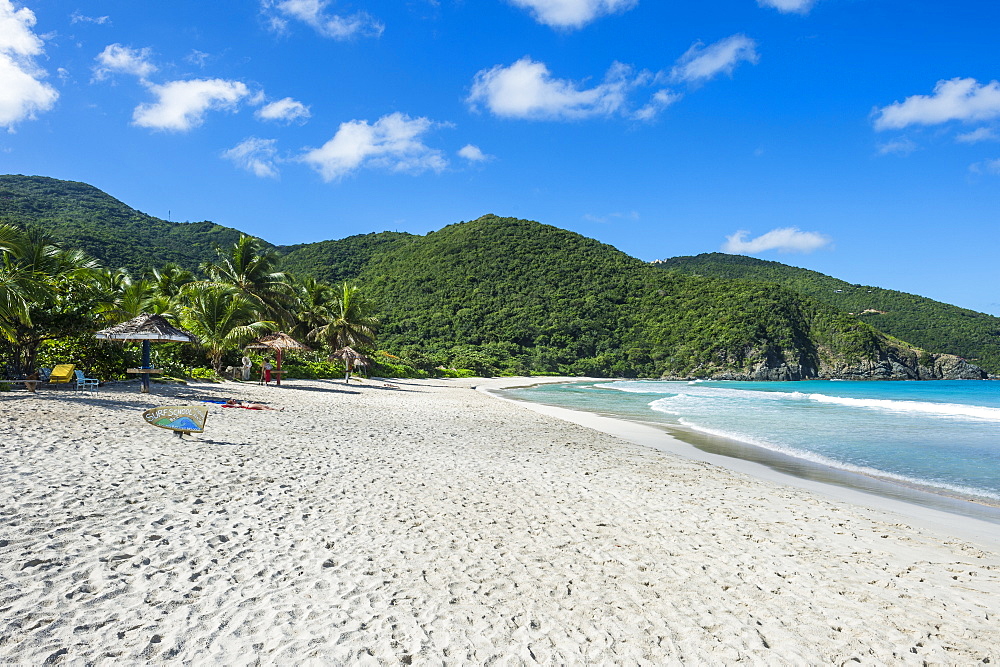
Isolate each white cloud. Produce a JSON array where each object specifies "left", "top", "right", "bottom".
[
  {"left": 876, "top": 137, "right": 918, "bottom": 156},
  {"left": 508, "top": 0, "right": 637, "bottom": 29},
  {"left": 255, "top": 97, "right": 311, "bottom": 123},
  {"left": 873, "top": 78, "right": 1000, "bottom": 131},
  {"left": 468, "top": 37, "right": 757, "bottom": 123},
  {"left": 956, "top": 127, "right": 998, "bottom": 144},
  {"left": 670, "top": 34, "right": 759, "bottom": 84},
  {"left": 583, "top": 210, "right": 639, "bottom": 223},
  {"left": 301, "top": 112, "right": 446, "bottom": 181},
  {"left": 185, "top": 50, "right": 210, "bottom": 67},
  {"left": 723, "top": 227, "right": 831, "bottom": 254},
  {"left": 93, "top": 43, "right": 156, "bottom": 81},
  {"left": 0, "top": 0, "right": 58, "bottom": 129},
  {"left": 757, "top": 0, "right": 816, "bottom": 14},
  {"left": 458, "top": 144, "right": 492, "bottom": 162},
  {"left": 70, "top": 11, "right": 109, "bottom": 24},
  {"left": 223, "top": 137, "right": 280, "bottom": 178},
  {"left": 262, "top": 0, "right": 383, "bottom": 39},
  {"left": 468, "top": 57, "right": 645, "bottom": 120},
  {"left": 634, "top": 88, "right": 682, "bottom": 121},
  {"left": 969, "top": 158, "right": 1000, "bottom": 175},
  {"left": 132, "top": 78, "right": 250, "bottom": 131}
]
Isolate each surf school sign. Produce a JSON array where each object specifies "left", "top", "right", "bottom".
[{"left": 142, "top": 405, "right": 208, "bottom": 434}]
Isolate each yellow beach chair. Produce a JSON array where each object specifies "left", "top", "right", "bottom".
[{"left": 48, "top": 364, "right": 76, "bottom": 384}]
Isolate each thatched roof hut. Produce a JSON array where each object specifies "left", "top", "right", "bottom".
[
  {"left": 244, "top": 332, "right": 310, "bottom": 386},
  {"left": 329, "top": 346, "right": 372, "bottom": 368},
  {"left": 95, "top": 314, "right": 198, "bottom": 393},
  {"left": 95, "top": 314, "right": 198, "bottom": 343},
  {"left": 329, "top": 347, "right": 372, "bottom": 383},
  {"left": 245, "top": 332, "right": 311, "bottom": 351}
]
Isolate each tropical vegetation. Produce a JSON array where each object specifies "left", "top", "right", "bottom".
[
  {"left": 0, "top": 224, "right": 103, "bottom": 377},
  {"left": 0, "top": 175, "right": 248, "bottom": 274},
  {"left": 655, "top": 253, "right": 1000, "bottom": 373},
  {"left": 336, "top": 215, "right": 935, "bottom": 378},
  {"left": 2, "top": 175, "right": 995, "bottom": 381},
  {"left": 0, "top": 222, "right": 390, "bottom": 383}
]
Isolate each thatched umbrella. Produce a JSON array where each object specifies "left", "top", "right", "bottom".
[
  {"left": 329, "top": 346, "right": 372, "bottom": 384},
  {"left": 245, "top": 332, "right": 310, "bottom": 385},
  {"left": 95, "top": 314, "right": 198, "bottom": 393}
]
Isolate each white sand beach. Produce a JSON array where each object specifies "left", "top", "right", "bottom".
[{"left": 1, "top": 377, "right": 998, "bottom": 664}]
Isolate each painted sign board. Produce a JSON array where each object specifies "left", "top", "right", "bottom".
[{"left": 142, "top": 405, "right": 208, "bottom": 433}]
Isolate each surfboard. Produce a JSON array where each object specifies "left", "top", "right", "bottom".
[{"left": 142, "top": 405, "right": 209, "bottom": 434}]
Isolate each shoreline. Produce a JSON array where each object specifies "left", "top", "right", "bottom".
[
  {"left": 478, "top": 376, "right": 1000, "bottom": 552},
  {"left": 2, "top": 377, "right": 998, "bottom": 662}
]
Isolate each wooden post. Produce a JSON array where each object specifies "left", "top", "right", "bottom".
[
  {"left": 141, "top": 340, "right": 151, "bottom": 394},
  {"left": 276, "top": 348, "right": 283, "bottom": 386}
]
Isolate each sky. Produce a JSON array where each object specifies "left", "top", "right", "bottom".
[{"left": 1, "top": 0, "right": 999, "bottom": 315}]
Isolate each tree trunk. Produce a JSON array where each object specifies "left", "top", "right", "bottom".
[{"left": 7, "top": 337, "right": 41, "bottom": 378}]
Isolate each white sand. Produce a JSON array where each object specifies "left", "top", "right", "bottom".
[{"left": 1, "top": 377, "right": 998, "bottom": 664}]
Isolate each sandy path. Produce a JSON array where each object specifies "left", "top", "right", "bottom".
[{"left": 1, "top": 377, "right": 997, "bottom": 664}]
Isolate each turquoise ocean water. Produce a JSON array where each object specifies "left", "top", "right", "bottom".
[{"left": 502, "top": 380, "right": 1000, "bottom": 509}]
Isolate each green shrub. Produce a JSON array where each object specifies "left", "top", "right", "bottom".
[
  {"left": 36, "top": 337, "right": 201, "bottom": 380},
  {"left": 279, "top": 358, "right": 344, "bottom": 379},
  {"left": 188, "top": 367, "right": 222, "bottom": 382},
  {"left": 440, "top": 368, "right": 476, "bottom": 378},
  {"left": 371, "top": 351, "right": 429, "bottom": 378},
  {"left": 373, "top": 360, "right": 429, "bottom": 378}
]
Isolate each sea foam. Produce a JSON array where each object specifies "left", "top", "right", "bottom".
[
  {"left": 632, "top": 381, "right": 1000, "bottom": 422},
  {"left": 804, "top": 393, "right": 1000, "bottom": 422}
]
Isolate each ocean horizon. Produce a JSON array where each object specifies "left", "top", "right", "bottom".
[{"left": 502, "top": 379, "right": 1000, "bottom": 521}]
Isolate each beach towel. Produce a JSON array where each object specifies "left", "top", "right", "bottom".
[{"left": 221, "top": 401, "right": 281, "bottom": 411}]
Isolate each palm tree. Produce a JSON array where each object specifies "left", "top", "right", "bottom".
[
  {"left": 142, "top": 263, "right": 195, "bottom": 318},
  {"left": 0, "top": 224, "right": 34, "bottom": 327},
  {"left": 309, "top": 282, "right": 379, "bottom": 352},
  {"left": 94, "top": 270, "right": 164, "bottom": 322},
  {"left": 180, "top": 283, "right": 274, "bottom": 373},
  {"left": 288, "top": 275, "right": 334, "bottom": 342},
  {"left": 200, "top": 235, "right": 293, "bottom": 325},
  {"left": 147, "top": 262, "right": 194, "bottom": 300},
  {"left": 0, "top": 226, "right": 103, "bottom": 376}
]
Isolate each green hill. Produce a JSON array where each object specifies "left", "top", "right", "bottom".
[
  {"left": 277, "top": 231, "right": 412, "bottom": 285},
  {"left": 0, "top": 175, "right": 249, "bottom": 273},
  {"left": 346, "top": 215, "right": 978, "bottom": 379},
  {"left": 0, "top": 175, "right": 987, "bottom": 379},
  {"left": 654, "top": 253, "right": 1000, "bottom": 374},
  {"left": 354, "top": 215, "right": 637, "bottom": 374}
]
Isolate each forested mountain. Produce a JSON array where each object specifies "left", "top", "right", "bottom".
[
  {"left": 355, "top": 216, "right": 638, "bottom": 374},
  {"left": 0, "top": 175, "right": 988, "bottom": 379},
  {"left": 0, "top": 175, "right": 248, "bottom": 273},
  {"left": 656, "top": 253, "right": 1000, "bottom": 373},
  {"left": 277, "top": 231, "right": 412, "bottom": 285},
  {"left": 344, "top": 215, "right": 982, "bottom": 379}
]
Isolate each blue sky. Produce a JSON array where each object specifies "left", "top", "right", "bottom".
[{"left": 1, "top": 0, "right": 999, "bottom": 315}]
